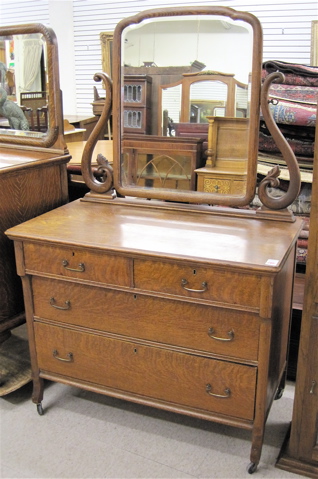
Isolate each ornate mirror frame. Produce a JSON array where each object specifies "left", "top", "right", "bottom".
[
  {"left": 82, "top": 6, "right": 301, "bottom": 214},
  {"left": 0, "top": 23, "right": 63, "bottom": 149},
  {"left": 113, "top": 6, "right": 262, "bottom": 207}
]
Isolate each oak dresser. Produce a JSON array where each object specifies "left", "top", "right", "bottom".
[
  {"left": 0, "top": 147, "right": 69, "bottom": 343},
  {"left": 6, "top": 198, "right": 302, "bottom": 472}
]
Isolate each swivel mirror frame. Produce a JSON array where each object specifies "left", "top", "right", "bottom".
[
  {"left": 0, "top": 23, "right": 63, "bottom": 149},
  {"left": 82, "top": 5, "right": 301, "bottom": 213}
]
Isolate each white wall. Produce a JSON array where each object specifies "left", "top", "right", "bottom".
[
  {"left": 0, "top": 0, "right": 77, "bottom": 114},
  {"left": 0, "top": 0, "right": 317, "bottom": 117},
  {"left": 48, "top": 0, "right": 76, "bottom": 116},
  {"left": 71, "top": 0, "right": 318, "bottom": 116},
  {"left": 123, "top": 19, "right": 253, "bottom": 83}
]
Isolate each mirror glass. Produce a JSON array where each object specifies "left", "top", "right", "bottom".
[
  {"left": 0, "top": 24, "right": 62, "bottom": 148},
  {"left": 0, "top": 33, "right": 48, "bottom": 138},
  {"left": 190, "top": 81, "right": 228, "bottom": 122},
  {"left": 114, "top": 8, "right": 262, "bottom": 205}
]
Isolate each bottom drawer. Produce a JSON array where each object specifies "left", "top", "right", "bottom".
[{"left": 34, "top": 322, "right": 257, "bottom": 420}]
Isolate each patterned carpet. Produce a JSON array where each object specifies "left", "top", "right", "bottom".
[{"left": 0, "top": 324, "right": 31, "bottom": 396}]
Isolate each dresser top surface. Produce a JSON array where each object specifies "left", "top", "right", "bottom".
[
  {"left": 6, "top": 198, "right": 302, "bottom": 270},
  {"left": 0, "top": 147, "right": 69, "bottom": 172}
]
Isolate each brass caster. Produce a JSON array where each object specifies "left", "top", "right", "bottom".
[
  {"left": 36, "top": 403, "right": 44, "bottom": 415},
  {"left": 247, "top": 462, "right": 257, "bottom": 474}
]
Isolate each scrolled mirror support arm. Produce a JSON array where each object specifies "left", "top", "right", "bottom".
[
  {"left": 258, "top": 72, "right": 301, "bottom": 210},
  {"left": 81, "top": 72, "right": 114, "bottom": 194}
]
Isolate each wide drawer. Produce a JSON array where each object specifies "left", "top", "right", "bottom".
[
  {"left": 23, "top": 243, "right": 131, "bottom": 287},
  {"left": 32, "top": 277, "right": 260, "bottom": 361},
  {"left": 134, "top": 259, "right": 262, "bottom": 309},
  {"left": 34, "top": 322, "right": 257, "bottom": 420}
]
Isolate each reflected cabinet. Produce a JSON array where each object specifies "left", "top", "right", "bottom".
[
  {"left": 123, "top": 75, "right": 152, "bottom": 134},
  {"left": 5, "top": 5, "right": 306, "bottom": 475}
]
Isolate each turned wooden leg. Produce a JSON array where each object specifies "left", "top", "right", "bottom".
[
  {"left": 248, "top": 424, "right": 266, "bottom": 474},
  {"left": 275, "top": 370, "right": 286, "bottom": 400},
  {"left": 32, "top": 376, "right": 44, "bottom": 414}
]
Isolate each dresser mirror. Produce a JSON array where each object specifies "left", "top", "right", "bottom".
[
  {"left": 110, "top": 6, "right": 260, "bottom": 206},
  {"left": 0, "top": 24, "right": 63, "bottom": 149},
  {"left": 83, "top": 5, "right": 300, "bottom": 212}
]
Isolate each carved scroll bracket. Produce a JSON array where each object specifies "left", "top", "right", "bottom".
[
  {"left": 81, "top": 72, "right": 115, "bottom": 195},
  {"left": 258, "top": 72, "right": 301, "bottom": 211}
]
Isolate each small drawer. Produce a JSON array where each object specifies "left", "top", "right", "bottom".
[
  {"left": 34, "top": 322, "right": 257, "bottom": 420},
  {"left": 134, "top": 259, "right": 262, "bottom": 309},
  {"left": 23, "top": 243, "right": 131, "bottom": 287}
]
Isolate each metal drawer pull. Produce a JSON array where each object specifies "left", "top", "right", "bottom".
[
  {"left": 181, "top": 278, "right": 207, "bottom": 293},
  {"left": 310, "top": 380, "right": 316, "bottom": 394},
  {"left": 53, "top": 350, "right": 74, "bottom": 362},
  {"left": 50, "top": 297, "right": 71, "bottom": 310},
  {"left": 62, "top": 259, "right": 85, "bottom": 273},
  {"left": 206, "top": 383, "right": 231, "bottom": 398},
  {"left": 208, "top": 328, "right": 234, "bottom": 342}
]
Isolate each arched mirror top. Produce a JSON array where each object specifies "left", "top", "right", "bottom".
[
  {"left": 159, "top": 71, "right": 249, "bottom": 133},
  {"left": 0, "top": 23, "right": 63, "bottom": 149}
]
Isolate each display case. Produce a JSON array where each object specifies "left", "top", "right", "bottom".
[{"left": 123, "top": 74, "right": 152, "bottom": 134}]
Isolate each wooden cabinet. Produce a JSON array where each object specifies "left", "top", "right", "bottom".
[
  {"left": 196, "top": 167, "right": 247, "bottom": 195},
  {"left": 6, "top": 198, "right": 302, "bottom": 472},
  {"left": 123, "top": 75, "right": 152, "bottom": 134},
  {"left": 124, "top": 65, "right": 204, "bottom": 135},
  {"left": 195, "top": 117, "right": 248, "bottom": 195},
  {"left": 0, "top": 148, "right": 69, "bottom": 343},
  {"left": 276, "top": 112, "right": 318, "bottom": 478},
  {"left": 122, "top": 135, "right": 204, "bottom": 190},
  {"left": 92, "top": 75, "right": 152, "bottom": 136}
]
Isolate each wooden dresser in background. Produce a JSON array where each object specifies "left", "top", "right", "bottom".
[
  {"left": 0, "top": 147, "right": 69, "bottom": 344},
  {"left": 0, "top": 23, "right": 71, "bottom": 350}
]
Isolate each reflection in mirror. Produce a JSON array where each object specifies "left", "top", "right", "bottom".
[
  {"left": 122, "top": 135, "right": 203, "bottom": 191},
  {"left": 236, "top": 84, "right": 249, "bottom": 117},
  {"left": 160, "top": 72, "right": 249, "bottom": 135},
  {"left": 161, "top": 84, "right": 181, "bottom": 131},
  {"left": 0, "top": 33, "right": 48, "bottom": 135},
  {"left": 0, "top": 23, "right": 64, "bottom": 149},
  {"left": 190, "top": 80, "right": 228, "bottom": 122},
  {"left": 112, "top": 7, "right": 263, "bottom": 206}
]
